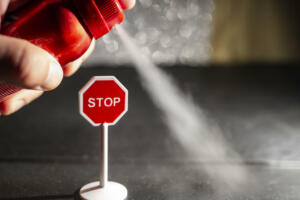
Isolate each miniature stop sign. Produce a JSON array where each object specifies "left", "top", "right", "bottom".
[{"left": 79, "top": 76, "right": 128, "bottom": 126}]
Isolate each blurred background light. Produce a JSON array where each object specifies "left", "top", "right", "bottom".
[
  {"left": 86, "top": 0, "right": 300, "bottom": 66},
  {"left": 86, "top": 0, "right": 214, "bottom": 66}
]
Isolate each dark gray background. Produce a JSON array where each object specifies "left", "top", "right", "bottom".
[{"left": 1, "top": 65, "right": 300, "bottom": 199}]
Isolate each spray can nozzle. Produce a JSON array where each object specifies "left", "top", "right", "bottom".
[{"left": 73, "top": 0, "right": 124, "bottom": 39}]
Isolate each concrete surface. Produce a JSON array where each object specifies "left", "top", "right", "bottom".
[{"left": 1, "top": 65, "right": 300, "bottom": 199}]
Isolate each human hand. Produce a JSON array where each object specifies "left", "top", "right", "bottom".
[{"left": 0, "top": 0, "right": 135, "bottom": 116}]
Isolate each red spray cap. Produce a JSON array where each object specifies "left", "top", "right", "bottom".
[{"left": 72, "top": 0, "right": 124, "bottom": 39}]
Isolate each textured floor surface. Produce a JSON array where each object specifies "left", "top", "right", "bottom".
[{"left": 1, "top": 65, "right": 300, "bottom": 200}]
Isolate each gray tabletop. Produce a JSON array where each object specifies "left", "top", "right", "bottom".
[{"left": 1, "top": 65, "right": 300, "bottom": 200}]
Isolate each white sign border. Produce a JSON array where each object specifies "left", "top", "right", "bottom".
[{"left": 79, "top": 76, "right": 129, "bottom": 127}]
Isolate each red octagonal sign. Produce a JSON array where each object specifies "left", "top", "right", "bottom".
[{"left": 79, "top": 76, "right": 128, "bottom": 126}]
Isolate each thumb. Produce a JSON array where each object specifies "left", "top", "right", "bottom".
[{"left": 0, "top": 35, "right": 63, "bottom": 91}]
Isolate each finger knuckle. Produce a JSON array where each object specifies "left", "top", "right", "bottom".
[{"left": 16, "top": 42, "right": 49, "bottom": 88}]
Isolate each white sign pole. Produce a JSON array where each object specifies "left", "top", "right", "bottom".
[
  {"left": 79, "top": 76, "right": 128, "bottom": 200},
  {"left": 100, "top": 123, "right": 108, "bottom": 188},
  {"left": 80, "top": 122, "right": 127, "bottom": 200}
]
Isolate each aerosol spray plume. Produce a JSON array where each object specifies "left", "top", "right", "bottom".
[{"left": 116, "top": 25, "right": 252, "bottom": 194}]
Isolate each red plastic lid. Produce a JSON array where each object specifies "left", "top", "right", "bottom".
[{"left": 72, "top": 0, "right": 124, "bottom": 39}]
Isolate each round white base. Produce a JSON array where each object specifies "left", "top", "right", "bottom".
[{"left": 80, "top": 181, "right": 128, "bottom": 200}]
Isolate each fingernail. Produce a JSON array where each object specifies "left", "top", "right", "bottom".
[
  {"left": 39, "top": 61, "right": 63, "bottom": 91},
  {"left": 73, "top": 58, "right": 83, "bottom": 67},
  {"left": 63, "top": 59, "right": 82, "bottom": 77},
  {"left": 12, "top": 100, "right": 25, "bottom": 113}
]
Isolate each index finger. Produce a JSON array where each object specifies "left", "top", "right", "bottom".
[
  {"left": 0, "top": 0, "right": 9, "bottom": 18},
  {"left": 118, "top": 0, "right": 136, "bottom": 10}
]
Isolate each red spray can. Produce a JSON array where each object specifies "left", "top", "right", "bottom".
[{"left": 0, "top": 0, "right": 125, "bottom": 102}]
